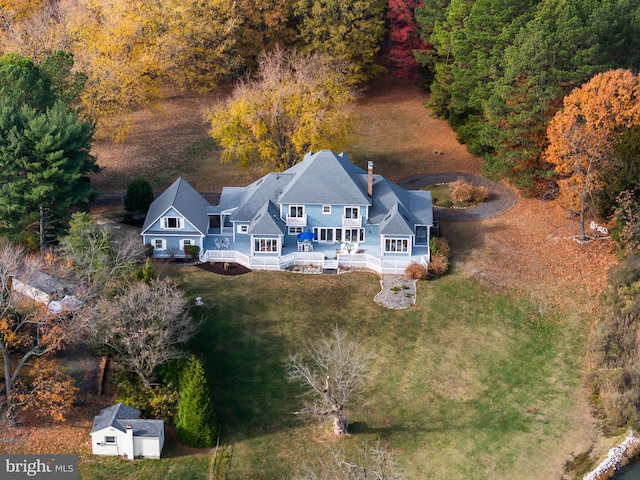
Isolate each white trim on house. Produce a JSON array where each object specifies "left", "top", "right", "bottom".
[
  {"left": 253, "top": 237, "right": 279, "bottom": 253},
  {"left": 179, "top": 239, "right": 194, "bottom": 250},
  {"left": 151, "top": 238, "right": 166, "bottom": 250}
]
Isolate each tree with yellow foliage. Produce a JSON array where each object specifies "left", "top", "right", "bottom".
[
  {"left": 544, "top": 69, "right": 640, "bottom": 241},
  {"left": 208, "top": 48, "right": 357, "bottom": 171},
  {"left": 236, "top": 0, "right": 297, "bottom": 68},
  {"left": 0, "top": 0, "right": 70, "bottom": 61},
  {"left": 66, "top": 0, "right": 240, "bottom": 139}
]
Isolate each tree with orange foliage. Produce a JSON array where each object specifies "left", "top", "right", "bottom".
[
  {"left": 544, "top": 69, "right": 640, "bottom": 241},
  {"left": 0, "top": 242, "right": 83, "bottom": 425},
  {"left": 12, "top": 358, "right": 78, "bottom": 423}
]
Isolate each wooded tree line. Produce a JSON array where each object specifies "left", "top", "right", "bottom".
[
  {"left": 414, "top": 0, "right": 640, "bottom": 196},
  {"left": 0, "top": 0, "right": 387, "bottom": 137}
]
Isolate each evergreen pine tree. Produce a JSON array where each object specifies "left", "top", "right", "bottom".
[
  {"left": 124, "top": 177, "right": 154, "bottom": 216},
  {"left": 177, "top": 356, "right": 217, "bottom": 448}
]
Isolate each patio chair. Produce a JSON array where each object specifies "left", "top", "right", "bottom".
[
  {"left": 297, "top": 241, "right": 304, "bottom": 251},
  {"left": 350, "top": 242, "right": 359, "bottom": 254}
]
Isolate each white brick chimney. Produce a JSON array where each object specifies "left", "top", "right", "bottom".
[{"left": 125, "top": 425, "right": 134, "bottom": 460}]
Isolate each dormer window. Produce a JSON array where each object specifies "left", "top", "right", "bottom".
[{"left": 162, "top": 217, "right": 183, "bottom": 229}]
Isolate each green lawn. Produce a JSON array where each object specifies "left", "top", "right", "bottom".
[{"left": 157, "top": 266, "right": 588, "bottom": 480}]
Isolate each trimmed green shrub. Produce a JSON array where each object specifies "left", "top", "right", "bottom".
[
  {"left": 177, "top": 356, "right": 217, "bottom": 447},
  {"left": 124, "top": 177, "right": 154, "bottom": 215}
]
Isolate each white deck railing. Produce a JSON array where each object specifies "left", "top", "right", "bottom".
[{"left": 200, "top": 250, "right": 429, "bottom": 275}]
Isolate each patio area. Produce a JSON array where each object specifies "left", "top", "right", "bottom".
[{"left": 201, "top": 236, "right": 430, "bottom": 275}]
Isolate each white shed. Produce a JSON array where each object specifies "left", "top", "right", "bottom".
[{"left": 90, "top": 403, "right": 164, "bottom": 459}]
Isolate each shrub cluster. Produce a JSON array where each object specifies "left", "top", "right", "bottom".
[
  {"left": 450, "top": 179, "right": 490, "bottom": 204},
  {"left": 405, "top": 262, "right": 427, "bottom": 279},
  {"left": 428, "top": 237, "right": 450, "bottom": 277},
  {"left": 115, "top": 372, "right": 179, "bottom": 423},
  {"left": 586, "top": 255, "right": 640, "bottom": 431}
]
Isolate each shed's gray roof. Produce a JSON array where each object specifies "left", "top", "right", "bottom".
[
  {"left": 115, "top": 419, "right": 164, "bottom": 438},
  {"left": 90, "top": 403, "right": 163, "bottom": 438},
  {"left": 278, "top": 150, "right": 371, "bottom": 206},
  {"left": 90, "top": 403, "right": 141, "bottom": 433},
  {"left": 142, "top": 177, "right": 211, "bottom": 234}
]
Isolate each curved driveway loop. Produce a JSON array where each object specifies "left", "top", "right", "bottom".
[{"left": 399, "top": 172, "right": 518, "bottom": 221}]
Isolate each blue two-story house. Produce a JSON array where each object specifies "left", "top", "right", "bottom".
[{"left": 141, "top": 150, "right": 433, "bottom": 274}]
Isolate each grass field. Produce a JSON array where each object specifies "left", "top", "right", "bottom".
[
  {"left": 144, "top": 267, "right": 592, "bottom": 480},
  {"left": 72, "top": 75, "right": 617, "bottom": 478}
]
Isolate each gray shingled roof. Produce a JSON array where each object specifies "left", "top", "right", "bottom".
[
  {"left": 90, "top": 403, "right": 163, "bottom": 438},
  {"left": 90, "top": 403, "right": 141, "bottom": 433},
  {"left": 279, "top": 150, "right": 371, "bottom": 206},
  {"left": 115, "top": 419, "right": 164, "bottom": 438},
  {"left": 367, "top": 177, "right": 433, "bottom": 234},
  {"left": 142, "top": 177, "right": 211, "bottom": 235},
  {"left": 248, "top": 200, "right": 286, "bottom": 235},
  {"left": 229, "top": 174, "right": 294, "bottom": 222}
]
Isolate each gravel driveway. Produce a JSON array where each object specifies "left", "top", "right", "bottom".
[{"left": 399, "top": 172, "right": 518, "bottom": 221}]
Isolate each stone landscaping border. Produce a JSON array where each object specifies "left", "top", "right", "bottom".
[{"left": 583, "top": 432, "right": 640, "bottom": 480}]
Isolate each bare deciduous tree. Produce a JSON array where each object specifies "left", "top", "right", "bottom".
[
  {"left": 287, "top": 326, "right": 372, "bottom": 436},
  {"left": 88, "top": 278, "right": 198, "bottom": 388},
  {"left": 292, "top": 442, "right": 403, "bottom": 480}
]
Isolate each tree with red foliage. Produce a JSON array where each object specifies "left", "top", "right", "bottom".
[{"left": 386, "top": 0, "right": 430, "bottom": 79}]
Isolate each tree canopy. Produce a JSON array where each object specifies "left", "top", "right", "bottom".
[
  {"left": 0, "top": 52, "right": 98, "bottom": 252},
  {"left": 414, "top": 0, "right": 640, "bottom": 192},
  {"left": 208, "top": 48, "right": 357, "bottom": 171},
  {"left": 295, "top": 0, "right": 386, "bottom": 86},
  {"left": 543, "top": 69, "right": 640, "bottom": 239},
  {"left": 88, "top": 278, "right": 198, "bottom": 388}
]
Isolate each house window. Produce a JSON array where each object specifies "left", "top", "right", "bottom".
[
  {"left": 343, "top": 229, "right": 364, "bottom": 242},
  {"left": 289, "top": 205, "right": 304, "bottom": 218},
  {"left": 314, "top": 227, "right": 334, "bottom": 242},
  {"left": 288, "top": 226, "right": 303, "bottom": 235},
  {"left": 385, "top": 238, "right": 408, "bottom": 252},
  {"left": 105, "top": 436, "right": 116, "bottom": 444},
  {"left": 344, "top": 207, "right": 359, "bottom": 219},
  {"left": 255, "top": 238, "right": 278, "bottom": 252},
  {"left": 162, "top": 217, "right": 183, "bottom": 229},
  {"left": 179, "top": 239, "right": 193, "bottom": 250},
  {"left": 322, "top": 205, "right": 331, "bottom": 215},
  {"left": 152, "top": 238, "right": 166, "bottom": 250},
  {"left": 237, "top": 225, "right": 249, "bottom": 234}
]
